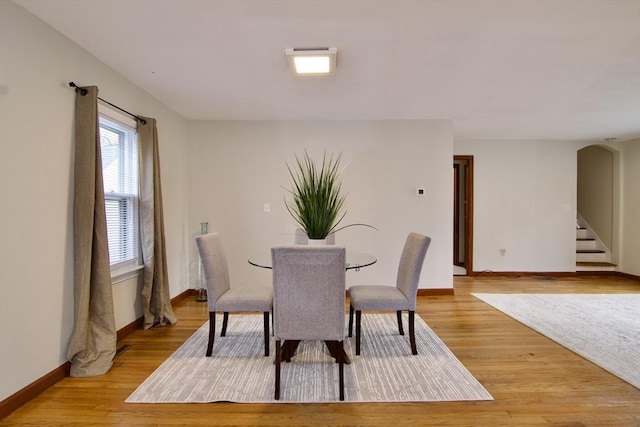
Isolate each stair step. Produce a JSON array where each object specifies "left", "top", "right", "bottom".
[
  {"left": 577, "top": 252, "right": 609, "bottom": 262},
  {"left": 576, "top": 261, "right": 617, "bottom": 272},
  {"left": 575, "top": 220, "right": 609, "bottom": 264},
  {"left": 576, "top": 240, "right": 598, "bottom": 251},
  {"left": 576, "top": 229, "right": 591, "bottom": 239}
]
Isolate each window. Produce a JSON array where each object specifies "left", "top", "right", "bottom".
[{"left": 99, "top": 115, "right": 140, "bottom": 269}]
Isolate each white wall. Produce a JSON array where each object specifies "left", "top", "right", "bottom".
[
  {"left": 454, "top": 140, "right": 578, "bottom": 272},
  {"left": 188, "top": 120, "right": 453, "bottom": 292},
  {"left": 0, "top": 1, "right": 190, "bottom": 401},
  {"left": 621, "top": 138, "right": 640, "bottom": 276}
]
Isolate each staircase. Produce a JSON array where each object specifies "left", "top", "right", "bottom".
[{"left": 575, "top": 217, "right": 616, "bottom": 272}]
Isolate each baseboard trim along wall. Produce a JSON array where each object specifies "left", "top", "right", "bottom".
[
  {"left": 614, "top": 271, "right": 640, "bottom": 281},
  {"left": 469, "top": 271, "right": 639, "bottom": 281},
  {"left": 0, "top": 289, "right": 196, "bottom": 420},
  {"left": 0, "top": 361, "right": 71, "bottom": 420},
  {"left": 417, "top": 288, "right": 455, "bottom": 296}
]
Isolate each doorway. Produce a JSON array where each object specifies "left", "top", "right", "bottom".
[
  {"left": 453, "top": 156, "right": 474, "bottom": 275},
  {"left": 576, "top": 145, "right": 619, "bottom": 267}
]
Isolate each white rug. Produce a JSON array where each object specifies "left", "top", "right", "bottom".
[
  {"left": 126, "top": 314, "right": 492, "bottom": 403},
  {"left": 472, "top": 293, "right": 640, "bottom": 389}
]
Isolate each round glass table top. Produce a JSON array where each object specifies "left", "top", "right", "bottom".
[{"left": 248, "top": 250, "right": 376, "bottom": 271}]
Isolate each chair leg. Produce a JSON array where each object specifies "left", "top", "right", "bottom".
[
  {"left": 263, "top": 311, "right": 270, "bottom": 357},
  {"left": 206, "top": 311, "right": 216, "bottom": 357},
  {"left": 355, "top": 310, "right": 362, "bottom": 356},
  {"left": 275, "top": 340, "right": 281, "bottom": 400},
  {"left": 221, "top": 312, "right": 229, "bottom": 336},
  {"left": 339, "top": 340, "right": 345, "bottom": 401},
  {"left": 409, "top": 310, "right": 417, "bottom": 355},
  {"left": 396, "top": 310, "right": 405, "bottom": 335},
  {"left": 348, "top": 304, "right": 354, "bottom": 337},
  {"left": 282, "top": 340, "right": 300, "bottom": 362}
]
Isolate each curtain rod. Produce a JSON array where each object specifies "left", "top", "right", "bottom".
[{"left": 68, "top": 82, "right": 147, "bottom": 124}]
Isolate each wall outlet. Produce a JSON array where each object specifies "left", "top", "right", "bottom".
[
  {"left": 264, "top": 203, "right": 270, "bottom": 212},
  {"left": 416, "top": 188, "right": 425, "bottom": 196}
]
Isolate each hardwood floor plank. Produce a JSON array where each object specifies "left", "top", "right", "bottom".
[{"left": 2, "top": 275, "right": 639, "bottom": 426}]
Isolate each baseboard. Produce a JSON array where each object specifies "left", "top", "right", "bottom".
[
  {"left": 417, "top": 288, "right": 454, "bottom": 296},
  {"left": 615, "top": 271, "right": 640, "bottom": 281},
  {"left": 172, "top": 288, "right": 197, "bottom": 303},
  {"left": 116, "top": 317, "right": 145, "bottom": 342},
  {"left": 576, "top": 271, "right": 620, "bottom": 277},
  {"left": 470, "top": 271, "right": 579, "bottom": 278},
  {"left": 467, "top": 270, "right": 640, "bottom": 282},
  {"left": 0, "top": 362, "right": 70, "bottom": 420},
  {"left": 0, "top": 288, "right": 196, "bottom": 420},
  {"left": 346, "top": 288, "right": 454, "bottom": 297}
]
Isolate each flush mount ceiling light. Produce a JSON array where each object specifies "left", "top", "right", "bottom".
[{"left": 285, "top": 47, "right": 337, "bottom": 75}]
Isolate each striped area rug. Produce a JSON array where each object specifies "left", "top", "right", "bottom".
[{"left": 126, "top": 313, "right": 492, "bottom": 403}]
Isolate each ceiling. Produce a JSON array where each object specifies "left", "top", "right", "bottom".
[{"left": 14, "top": 0, "right": 640, "bottom": 142}]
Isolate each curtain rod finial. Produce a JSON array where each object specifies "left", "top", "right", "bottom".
[{"left": 69, "top": 81, "right": 88, "bottom": 96}]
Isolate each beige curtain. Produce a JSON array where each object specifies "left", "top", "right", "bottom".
[
  {"left": 138, "top": 117, "right": 177, "bottom": 329},
  {"left": 66, "top": 86, "right": 117, "bottom": 377}
]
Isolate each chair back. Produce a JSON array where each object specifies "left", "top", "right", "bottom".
[
  {"left": 271, "top": 246, "right": 346, "bottom": 341},
  {"left": 195, "top": 233, "right": 232, "bottom": 311},
  {"left": 396, "top": 233, "right": 431, "bottom": 309},
  {"left": 294, "top": 228, "right": 308, "bottom": 244}
]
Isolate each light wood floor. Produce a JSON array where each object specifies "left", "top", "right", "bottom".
[{"left": 3, "top": 275, "right": 640, "bottom": 426}]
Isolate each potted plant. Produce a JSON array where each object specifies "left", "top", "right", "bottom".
[{"left": 285, "top": 151, "right": 375, "bottom": 241}]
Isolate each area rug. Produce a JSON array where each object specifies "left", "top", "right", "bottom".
[
  {"left": 472, "top": 293, "right": 640, "bottom": 389},
  {"left": 126, "top": 314, "right": 493, "bottom": 403}
]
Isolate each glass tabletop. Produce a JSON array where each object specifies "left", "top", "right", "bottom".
[{"left": 248, "top": 250, "right": 376, "bottom": 271}]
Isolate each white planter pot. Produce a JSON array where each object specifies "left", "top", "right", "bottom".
[{"left": 307, "top": 238, "right": 327, "bottom": 245}]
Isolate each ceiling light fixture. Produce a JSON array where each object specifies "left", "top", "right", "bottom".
[{"left": 285, "top": 47, "right": 337, "bottom": 76}]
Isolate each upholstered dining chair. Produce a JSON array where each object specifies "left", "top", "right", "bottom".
[
  {"left": 195, "top": 233, "right": 273, "bottom": 357},
  {"left": 348, "top": 232, "right": 431, "bottom": 356},
  {"left": 271, "top": 246, "right": 347, "bottom": 401}
]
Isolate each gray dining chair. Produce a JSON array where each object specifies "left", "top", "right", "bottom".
[
  {"left": 271, "top": 245, "right": 347, "bottom": 401},
  {"left": 348, "top": 232, "right": 431, "bottom": 356},
  {"left": 195, "top": 233, "right": 273, "bottom": 357}
]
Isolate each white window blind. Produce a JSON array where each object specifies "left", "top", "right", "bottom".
[{"left": 99, "top": 115, "right": 139, "bottom": 268}]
